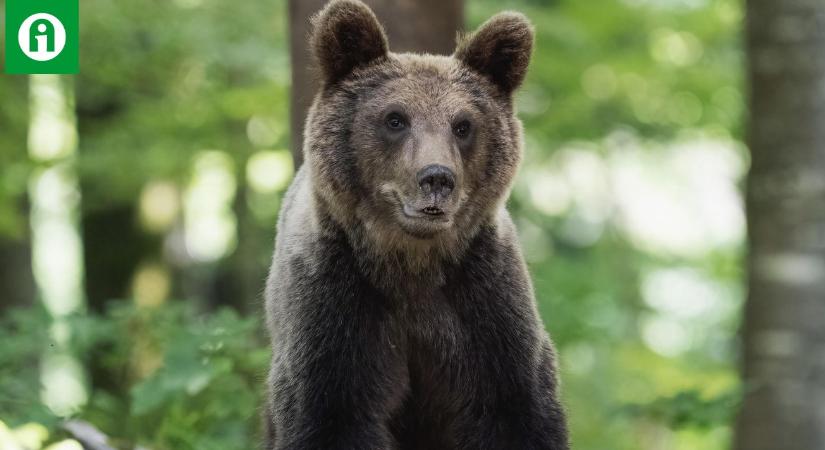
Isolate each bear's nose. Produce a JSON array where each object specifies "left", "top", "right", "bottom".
[{"left": 417, "top": 164, "right": 455, "bottom": 197}]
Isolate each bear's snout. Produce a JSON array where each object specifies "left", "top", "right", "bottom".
[{"left": 416, "top": 164, "right": 455, "bottom": 201}]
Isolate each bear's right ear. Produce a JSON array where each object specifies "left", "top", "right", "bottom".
[{"left": 311, "top": 0, "right": 389, "bottom": 84}]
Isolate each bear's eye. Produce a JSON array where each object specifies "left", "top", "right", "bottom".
[
  {"left": 385, "top": 113, "right": 407, "bottom": 131},
  {"left": 453, "top": 120, "right": 472, "bottom": 139}
]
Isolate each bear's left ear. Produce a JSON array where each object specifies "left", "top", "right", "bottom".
[
  {"left": 455, "top": 12, "right": 534, "bottom": 95},
  {"left": 311, "top": 0, "right": 389, "bottom": 84}
]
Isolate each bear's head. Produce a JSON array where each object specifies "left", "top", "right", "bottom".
[{"left": 304, "top": 0, "right": 533, "bottom": 268}]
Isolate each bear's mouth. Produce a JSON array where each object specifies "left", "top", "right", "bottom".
[
  {"left": 392, "top": 192, "right": 453, "bottom": 238},
  {"left": 401, "top": 203, "right": 449, "bottom": 220}
]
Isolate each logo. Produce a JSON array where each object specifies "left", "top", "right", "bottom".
[
  {"left": 18, "top": 14, "right": 67, "bottom": 62},
  {"left": 4, "top": 0, "right": 78, "bottom": 74}
]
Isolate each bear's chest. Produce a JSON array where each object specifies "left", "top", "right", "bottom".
[
  {"left": 388, "top": 289, "right": 494, "bottom": 447},
  {"left": 399, "top": 289, "right": 478, "bottom": 402}
]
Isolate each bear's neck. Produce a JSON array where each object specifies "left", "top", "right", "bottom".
[{"left": 313, "top": 190, "right": 487, "bottom": 295}]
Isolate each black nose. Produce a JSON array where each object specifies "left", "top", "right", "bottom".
[{"left": 417, "top": 164, "right": 455, "bottom": 197}]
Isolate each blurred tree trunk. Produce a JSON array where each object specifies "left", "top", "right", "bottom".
[
  {"left": 0, "top": 76, "right": 35, "bottom": 314},
  {"left": 288, "top": 0, "right": 464, "bottom": 167},
  {"left": 0, "top": 237, "right": 35, "bottom": 311},
  {"left": 81, "top": 204, "right": 155, "bottom": 312},
  {"left": 735, "top": 0, "right": 825, "bottom": 449},
  {"left": 29, "top": 75, "right": 89, "bottom": 414}
]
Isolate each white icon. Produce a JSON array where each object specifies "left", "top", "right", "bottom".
[{"left": 18, "top": 13, "right": 66, "bottom": 62}]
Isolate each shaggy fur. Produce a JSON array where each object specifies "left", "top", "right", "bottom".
[
  {"left": 264, "top": 1, "right": 569, "bottom": 448},
  {"left": 311, "top": 0, "right": 389, "bottom": 84},
  {"left": 454, "top": 13, "right": 534, "bottom": 94}
]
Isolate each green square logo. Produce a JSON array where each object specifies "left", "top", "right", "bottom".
[{"left": 4, "top": 0, "right": 79, "bottom": 74}]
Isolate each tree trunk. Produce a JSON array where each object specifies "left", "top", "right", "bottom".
[
  {"left": 288, "top": 0, "right": 464, "bottom": 167},
  {"left": 29, "top": 75, "right": 89, "bottom": 415},
  {"left": 735, "top": 0, "right": 825, "bottom": 449},
  {"left": 0, "top": 236, "right": 35, "bottom": 311},
  {"left": 81, "top": 204, "right": 157, "bottom": 312}
]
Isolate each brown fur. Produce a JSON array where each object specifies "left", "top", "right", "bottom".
[
  {"left": 305, "top": 48, "right": 527, "bottom": 288},
  {"left": 264, "top": 2, "right": 568, "bottom": 448},
  {"left": 455, "top": 12, "right": 534, "bottom": 94},
  {"left": 311, "top": 0, "right": 389, "bottom": 84}
]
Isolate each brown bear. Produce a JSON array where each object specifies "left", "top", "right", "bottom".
[{"left": 264, "top": 1, "right": 569, "bottom": 448}]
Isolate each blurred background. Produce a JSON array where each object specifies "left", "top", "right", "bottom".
[{"left": 0, "top": 0, "right": 788, "bottom": 448}]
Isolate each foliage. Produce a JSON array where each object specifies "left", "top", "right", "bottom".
[
  {"left": 0, "top": 307, "right": 56, "bottom": 427},
  {"left": 0, "top": 303, "right": 269, "bottom": 450},
  {"left": 625, "top": 388, "right": 741, "bottom": 430}
]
